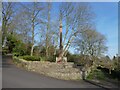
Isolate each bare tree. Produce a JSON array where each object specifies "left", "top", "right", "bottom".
[
  {"left": 74, "top": 29, "right": 107, "bottom": 57},
  {"left": 20, "top": 2, "right": 44, "bottom": 56},
  {"left": 40, "top": 2, "right": 59, "bottom": 57},
  {"left": 43, "top": 2, "right": 52, "bottom": 57},
  {"left": 58, "top": 3, "right": 94, "bottom": 58},
  {"left": 2, "top": 2, "right": 15, "bottom": 45},
  {"left": 10, "top": 7, "right": 31, "bottom": 43}
]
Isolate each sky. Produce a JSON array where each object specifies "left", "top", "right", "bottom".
[
  {"left": 90, "top": 2, "right": 118, "bottom": 58},
  {"left": 51, "top": 2, "right": 118, "bottom": 58},
  {"left": 1, "top": 2, "right": 118, "bottom": 58}
]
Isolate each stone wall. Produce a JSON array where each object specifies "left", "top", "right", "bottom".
[{"left": 13, "top": 57, "right": 82, "bottom": 80}]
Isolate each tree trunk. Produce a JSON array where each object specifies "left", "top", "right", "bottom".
[
  {"left": 45, "top": 3, "right": 51, "bottom": 57},
  {"left": 31, "top": 12, "right": 35, "bottom": 56},
  {"left": 46, "top": 40, "right": 49, "bottom": 57},
  {"left": 31, "top": 45, "right": 34, "bottom": 56}
]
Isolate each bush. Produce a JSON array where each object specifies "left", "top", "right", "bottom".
[
  {"left": 22, "top": 56, "right": 41, "bottom": 61},
  {"left": 73, "top": 55, "right": 94, "bottom": 67},
  {"left": 67, "top": 55, "right": 75, "bottom": 62},
  {"left": 2, "top": 50, "right": 8, "bottom": 55},
  {"left": 13, "top": 53, "right": 20, "bottom": 57},
  {"left": 97, "top": 67, "right": 120, "bottom": 81},
  {"left": 13, "top": 42, "right": 27, "bottom": 56},
  {"left": 2, "top": 47, "right": 9, "bottom": 55},
  {"left": 67, "top": 54, "right": 79, "bottom": 62},
  {"left": 47, "top": 55, "right": 56, "bottom": 62},
  {"left": 40, "top": 56, "right": 47, "bottom": 61},
  {"left": 87, "top": 69, "right": 105, "bottom": 80}
]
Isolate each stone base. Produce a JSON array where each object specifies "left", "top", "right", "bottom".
[{"left": 56, "top": 57, "right": 67, "bottom": 63}]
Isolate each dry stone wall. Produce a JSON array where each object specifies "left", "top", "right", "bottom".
[{"left": 13, "top": 57, "right": 83, "bottom": 80}]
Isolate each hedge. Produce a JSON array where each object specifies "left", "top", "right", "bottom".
[{"left": 22, "top": 56, "right": 41, "bottom": 61}]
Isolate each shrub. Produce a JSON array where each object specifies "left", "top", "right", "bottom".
[
  {"left": 2, "top": 50, "right": 8, "bottom": 55},
  {"left": 74, "top": 55, "right": 94, "bottom": 67},
  {"left": 40, "top": 56, "right": 47, "bottom": 61},
  {"left": 22, "top": 56, "right": 41, "bottom": 61},
  {"left": 67, "top": 55, "right": 75, "bottom": 62},
  {"left": 47, "top": 55, "right": 56, "bottom": 62},
  {"left": 97, "top": 67, "right": 120, "bottom": 81},
  {"left": 67, "top": 54, "right": 79, "bottom": 62},
  {"left": 87, "top": 69, "right": 105, "bottom": 80},
  {"left": 13, "top": 42, "right": 27, "bottom": 56},
  {"left": 13, "top": 53, "right": 20, "bottom": 57},
  {"left": 2, "top": 47, "right": 9, "bottom": 55}
]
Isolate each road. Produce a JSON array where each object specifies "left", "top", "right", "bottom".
[{"left": 2, "top": 55, "right": 106, "bottom": 88}]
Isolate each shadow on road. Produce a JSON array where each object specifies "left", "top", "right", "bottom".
[
  {"left": 84, "top": 79, "right": 118, "bottom": 90},
  {"left": 2, "top": 54, "right": 13, "bottom": 68}
]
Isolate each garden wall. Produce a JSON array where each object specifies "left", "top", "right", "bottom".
[{"left": 13, "top": 57, "right": 93, "bottom": 80}]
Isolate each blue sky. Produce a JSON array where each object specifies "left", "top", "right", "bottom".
[
  {"left": 26, "top": 2, "right": 119, "bottom": 58},
  {"left": 1, "top": 2, "right": 118, "bottom": 58},
  {"left": 90, "top": 2, "right": 118, "bottom": 58},
  {"left": 51, "top": 2, "right": 118, "bottom": 58}
]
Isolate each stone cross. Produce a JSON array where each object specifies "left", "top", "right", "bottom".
[
  {"left": 56, "top": 22, "right": 67, "bottom": 63},
  {"left": 59, "top": 23, "right": 63, "bottom": 51}
]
